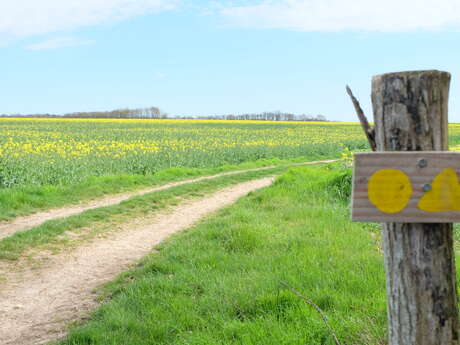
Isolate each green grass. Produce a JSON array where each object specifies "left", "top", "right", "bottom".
[
  {"left": 0, "top": 156, "right": 327, "bottom": 222},
  {"left": 0, "top": 165, "right": 293, "bottom": 261},
  {"left": 57, "top": 164, "right": 389, "bottom": 345}
]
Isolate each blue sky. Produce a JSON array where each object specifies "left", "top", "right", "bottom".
[{"left": 2, "top": 0, "right": 460, "bottom": 121}]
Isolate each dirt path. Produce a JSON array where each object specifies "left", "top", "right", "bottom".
[
  {"left": 0, "top": 176, "right": 274, "bottom": 345},
  {"left": 0, "top": 159, "right": 335, "bottom": 241}
]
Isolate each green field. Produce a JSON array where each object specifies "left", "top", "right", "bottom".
[
  {"left": 0, "top": 165, "right": 288, "bottom": 261},
  {"left": 0, "top": 118, "right": 366, "bottom": 220},
  {"left": 56, "top": 163, "right": 392, "bottom": 345},
  {"left": 0, "top": 118, "right": 367, "bottom": 189},
  {"left": 4, "top": 119, "right": 460, "bottom": 344},
  {"left": 4, "top": 118, "right": 460, "bottom": 191},
  {"left": 4, "top": 118, "right": 460, "bottom": 221}
]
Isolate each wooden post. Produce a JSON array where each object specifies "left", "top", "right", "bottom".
[{"left": 371, "top": 70, "right": 459, "bottom": 344}]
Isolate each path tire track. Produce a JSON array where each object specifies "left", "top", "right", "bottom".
[
  {"left": 0, "top": 177, "right": 275, "bottom": 345},
  {"left": 0, "top": 160, "right": 335, "bottom": 241}
]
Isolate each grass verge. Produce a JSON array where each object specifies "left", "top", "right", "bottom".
[
  {"left": 0, "top": 165, "right": 292, "bottom": 261},
  {"left": 57, "top": 164, "right": 389, "bottom": 345},
  {"left": 0, "top": 155, "right": 336, "bottom": 222}
]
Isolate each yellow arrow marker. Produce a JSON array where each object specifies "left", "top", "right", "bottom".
[
  {"left": 418, "top": 168, "right": 460, "bottom": 212},
  {"left": 368, "top": 169, "right": 412, "bottom": 214}
]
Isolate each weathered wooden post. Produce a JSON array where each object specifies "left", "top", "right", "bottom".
[{"left": 349, "top": 70, "right": 460, "bottom": 345}]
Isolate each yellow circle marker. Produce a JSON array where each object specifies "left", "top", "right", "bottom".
[{"left": 368, "top": 169, "right": 412, "bottom": 214}]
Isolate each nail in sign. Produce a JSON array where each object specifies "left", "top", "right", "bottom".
[{"left": 352, "top": 152, "right": 460, "bottom": 223}]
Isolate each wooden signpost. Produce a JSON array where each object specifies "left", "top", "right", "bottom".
[
  {"left": 349, "top": 70, "right": 459, "bottom": 345},
  {"left": 353, "top": 152, "right": 460, "bottom": 223}
]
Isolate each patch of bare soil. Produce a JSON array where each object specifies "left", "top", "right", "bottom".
[
  {"left": 0, "top": 159, "right": 335, "bottom": 241},
  {"left": 0, "top": 177, "right": 274, "bottom": 345}
]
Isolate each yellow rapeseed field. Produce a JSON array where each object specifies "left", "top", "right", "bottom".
[
  {"left": 0, "top": 118, "right": 364, "bottom": 160},
  {"left": 4, "top": 117, "right": 459, "bottom": 188}
]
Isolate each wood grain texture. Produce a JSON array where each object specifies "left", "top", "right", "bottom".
[
  {"left": 371, "top": 70, "right": 459, "bottom": 345},
  {"left": 352, "top": 152, "right": 460, "bottom": 222}
]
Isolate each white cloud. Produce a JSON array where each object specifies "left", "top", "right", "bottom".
[
  {"left": 220, "top": 0, "right": 460, "bottom": 32},
  {"left": 25, "top": 36, "right": 94, "bottom": 50},
  {"left": 0, "top": 0, "right": 178, "bottom": 42}
]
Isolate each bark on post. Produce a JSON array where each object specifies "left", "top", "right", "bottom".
[{"left": 371, "top": 70, "right": 459, "bottom": 345}]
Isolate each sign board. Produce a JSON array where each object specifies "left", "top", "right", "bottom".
[{"left": 352, "top": 152, "right": 460, "bottom": 223}]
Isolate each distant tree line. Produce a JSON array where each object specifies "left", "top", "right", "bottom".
[
  {"left": 62, "top": 106, "right": 167, "bottom": 119},
  {"left": 0, "top": 109, "right": 328, "bottom": 121},
  {"left": 195, "top": 111, "right": 328, "bottom": 122},
  {"left": 0, "top": 106, "right": 166, "bottom": 119}
]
